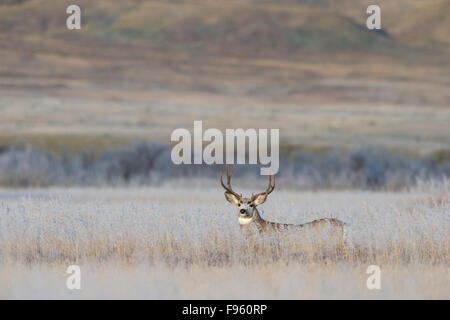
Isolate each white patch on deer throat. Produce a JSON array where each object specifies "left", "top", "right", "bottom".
[{"left": 239, "top": 217, "right": 252, "bottom": 225}]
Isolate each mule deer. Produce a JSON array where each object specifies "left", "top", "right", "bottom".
[{"left": 220, "top": 165, "right": 346, "bottom": 247}]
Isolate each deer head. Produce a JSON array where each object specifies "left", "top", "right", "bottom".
[{"left": 220, "top": 165, "right": 275, "bottom": 225}]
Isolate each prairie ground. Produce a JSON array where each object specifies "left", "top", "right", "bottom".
[{"left": 0, "top": 183, "right": 448, "bottom": 299}]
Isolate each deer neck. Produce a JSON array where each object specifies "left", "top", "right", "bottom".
[
  {"left": 239, "top": 208, "right": 266, "bottom": 230},
  {"left": 252, "top": 208, "right": 264, "bottom": 222}
]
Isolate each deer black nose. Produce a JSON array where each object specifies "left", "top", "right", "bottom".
[{"left": 240, "top": 209, "right": 246, "bottom": 214}]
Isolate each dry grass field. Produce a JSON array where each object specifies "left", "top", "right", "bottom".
[{"left": 0, "top": 181, "right": 448, "bottom": 299}]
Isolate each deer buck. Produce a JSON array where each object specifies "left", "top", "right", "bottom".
[{"left": 220, "top": 165, "right": 346, "bottom": 248}]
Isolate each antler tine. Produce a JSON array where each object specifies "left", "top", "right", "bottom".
[
  {"left": 230, "top": 164, "right": 235, "bottom": 178},
  {"left": 265, "top": 175, "right": 275, "bottom": 195},
  {"left": 220, "top": 165, "right": 240, "bottom": 198},
  {"left": 225, "top": 164, "right": 235, "bottom": 186},
  {"left": 251, "top": 174, "right": 276, "bottom": 201},
  {"left": 267, "top": 174, "right": 275, "bottom": 194}
]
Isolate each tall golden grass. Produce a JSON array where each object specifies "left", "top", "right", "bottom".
[{"left": 0, "top": 183, "right": 447, "bottom": 298}]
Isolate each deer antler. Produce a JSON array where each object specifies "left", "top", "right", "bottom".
[
  {"left": 220, "top": 165, "right": 241, "bottom": 199},
  {"left": 251, "top": 175, "right": 275, "bottom": 201}
]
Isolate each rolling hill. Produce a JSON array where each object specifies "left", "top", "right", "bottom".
[{"left": 0, "top": 0, "right": 448, "bottom": 154}]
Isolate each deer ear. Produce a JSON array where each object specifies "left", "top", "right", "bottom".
[
  {"left": 224, "top": 192, "right": 240, "bottom": 205},
  {"left": 253, "top": 193, "right": 268, "bottom": 205}
]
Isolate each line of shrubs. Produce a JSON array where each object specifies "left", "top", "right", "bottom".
[{"left": 0, "top": 142, "right": 448, "bottom": 190}]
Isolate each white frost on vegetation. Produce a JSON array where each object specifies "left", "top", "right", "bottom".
[{"left": 0, "top": 184, "right": 448, "bottom": 299}]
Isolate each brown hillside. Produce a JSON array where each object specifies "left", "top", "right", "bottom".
[{"left": 0, "top": 1, "right": 448, "bottom": 153}]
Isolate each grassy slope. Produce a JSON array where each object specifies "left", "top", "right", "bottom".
[
  {"left": 385, "top": 0, "right": 450, "bottom": 47},
  {"left": 0, "top": 0, "right": 448, "bottom": 154},
  {"left": 3, "top": 0, "right": 448, "bottom": 52}
]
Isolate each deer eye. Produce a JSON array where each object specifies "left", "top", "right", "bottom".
[{"left": 250, "top": 204, "right": 254, "bottom": 207}]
